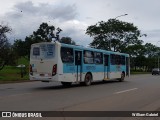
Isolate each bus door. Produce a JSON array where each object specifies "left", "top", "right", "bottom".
[
  {"left": 104, "top": 54, "right": 110, "bottom": 80},
  {"left": 126, "top": 57, "right": 130, "bottom": 77},
  {"left": 75, "top": 51, "right": 82, "bottom": 82}
]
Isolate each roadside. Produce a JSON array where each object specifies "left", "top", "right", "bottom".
[
  {"left": 0, "top": 67, "right": 152, "bottom": 84},
  {"left": 0, "top": 66, "right": 30, "bottom": 84}
]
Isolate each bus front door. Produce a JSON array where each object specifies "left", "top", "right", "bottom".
[
  {"left": 104, "top": 54, "right": 109, "bottom": 80},
  {"left": 126, "top": 57, "right": 130, "bottom": 77},
  {"left": 75, "top": 51, "right": 82, "bottom": 82}
]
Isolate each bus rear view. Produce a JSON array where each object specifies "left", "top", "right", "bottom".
[{"left": 29, "top": 42, "right": 58, "bottom": 82}]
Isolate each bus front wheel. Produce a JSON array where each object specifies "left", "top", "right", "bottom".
[{"left": 84, "top": 73, "right": 92, "bottom": 86}]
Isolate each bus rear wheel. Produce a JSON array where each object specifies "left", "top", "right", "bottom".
[
  {"left": 84, "top": 73, "right": 92, "bottom": 86},
  {"left": 61, "top": 82, "right": 72, "bottom": 87},
  {"left": 119, "top": 73, "right": 125, "bottom": 82}
]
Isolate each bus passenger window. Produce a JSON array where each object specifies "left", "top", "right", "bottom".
[
  {"left": 121, "top": 55, "right": 125, "bottom": 65},
  {"left": 94, "top": 52, "right": 103, "bottom": 64},
  {"left": 84, "top": 51, "right": 94, "bottom": 64},
  {"left": 111, "top": 54, "right": 115, "bottom": 65},
  {"left": 61, "top": 47, "right": 74, "bottom": 63},
  {"left": 116, "top": 55, "right": 121, "bottom": 65}
]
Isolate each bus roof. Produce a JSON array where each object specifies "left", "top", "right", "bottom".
[
  {"left": 60, "top": 43, "right": 129, "bottom": 57},
  {"left": 31, "top": 42, "right": 129, "bottom": 57}
]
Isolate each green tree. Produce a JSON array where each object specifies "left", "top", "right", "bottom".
[
  {"left": 59, "top": 37, "right": 76, "bottom": 45},
  {"left": 144, "top": 43, "right": 158, "bottom": 57},
  {"left": 126, "top": 44, "right": 146, "bottom": 57},
  {"left": 28, "top": 23, "right": 56, "bottom": 42},
  {"left": 86, "top": 19, "right": 146, "bottom": 52},
  {"left": 144, "top": 43, "right": 160, "bottom": 71},
  {"left": 0, "top": 24, "right": 12, "bottom": 70},
  {"left": 13, "top": 39, "right": 27, "bottom": 59},
  {"left": 13, "top": 23, "right": 62, "bottom": 59}
]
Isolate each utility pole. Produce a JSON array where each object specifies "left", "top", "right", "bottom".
[
  {"left": 157, "top": 41, "right": 160, "bottom": 68},
  {"left": 109, "top": 14, "right": 128, "bottom": 51}
]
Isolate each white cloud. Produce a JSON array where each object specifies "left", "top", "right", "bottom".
[
  {"left": 0, "top": 0, "right": 160, "bottom": 47},
  {"left": 58, "top": 20, "right": 91, "bottom": 46},
  {"left": 1, "top": 1, "right": 80, "bottom": 43}
]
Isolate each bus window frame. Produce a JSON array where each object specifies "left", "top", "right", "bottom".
[
  {"left": 94, "top": 52, "right": 103, "bottom": 64},
  {"left": 83, "top": 50, "right": 94, "bottom": 64},
  {"left": 61, "top": 47, "right": 74, "bottom": 63}
]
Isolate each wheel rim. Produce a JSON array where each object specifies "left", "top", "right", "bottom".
[
  {"left": 85, "top": 74, "right": 91, "bottom": 85},
  {"left": 121, "top": 73, "right": 124, "bottom": 81}
]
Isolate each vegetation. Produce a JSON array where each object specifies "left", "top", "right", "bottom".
[
  {"left": 86, "top": 19, "right": 146, "bottom": 52},
  {"left": 13, "top": 23, "right": 61, "bottom": 59},
  {"left": 0, "top": 24, "right": 17, "bottom": 70},
  {"left": 0, "top": 58, "right": 29, "bottom": 83},
  {"left": 60, "top": 37, "right": 76, "bottom": 45},
  {"left": 86, "top": 19, "right": 160, "bottom": 72}
]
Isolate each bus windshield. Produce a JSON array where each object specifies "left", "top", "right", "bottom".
[{"left": 31, "top": 44, "right": 55, "bottom": 60}]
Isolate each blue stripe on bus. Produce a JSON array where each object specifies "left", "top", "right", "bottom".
[{"left": 63, "top": 64, "right": 126, "bottom": 73}]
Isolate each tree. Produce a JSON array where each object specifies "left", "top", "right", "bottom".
[
  {"left": 14, "top": 23, "right": 62, "bottom": 59},
  {"left": 144, "top": 43, "right": 158, "bottom": 57},
  {"left": 0, "top": 24, "right": 12, "bottom": 70},
  {"left": 86, "top": 19, "right": 146, "bottom": 52},
  {"left": 126, "top": 44, "right": 146, "bottom": 57},
  {"left": 59, "top": 37, "right": 76, "bottom": 45},
  {"left": 28, "top": 23, "right": 56, "bottom": 42},
  {"left": 13, "top": 39, "right": 27, "bottom": 59},
  {"left": 144, "top": 43, "right": 160, "bottom": 71}
]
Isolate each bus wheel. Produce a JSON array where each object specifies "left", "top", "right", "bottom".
[
  {"left": 119, "top": 73, "right": 125, "bottom": 82},
  {"left": 61, "top": 82, "right": 72, "bottom": 87},
  {"left": 84, "top": 73, "right": 92, "bottom": 86}
]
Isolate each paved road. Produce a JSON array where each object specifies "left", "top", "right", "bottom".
[{"left": 0, "top": 74, "right": 160, "bottom": 120}]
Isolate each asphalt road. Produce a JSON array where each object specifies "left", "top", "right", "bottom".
[{"left": 0, "top": 74, "right": 160, "bottom": 120}]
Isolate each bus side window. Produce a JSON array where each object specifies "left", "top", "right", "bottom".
[
  {"left": 116, "top": 55, "right": 121, "bottom": 65},
  {"left": 94, "top": 52, "right": 103, "bottom": 64},
  {"left": 111, "top": 54, "right": 115, "bottom": 65},
  {"left": 121, "top": 55, "right": 125, "bottom": 65},
  {"left": 84, "top": 51, "right": 94, "bottom": 64},
  {"left": 61, "top": 47, "right": 74, "bottom": 63}
]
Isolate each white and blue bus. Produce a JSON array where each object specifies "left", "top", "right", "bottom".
[{"left": 30, "top": 41, "right": 130, "bottom": 86}]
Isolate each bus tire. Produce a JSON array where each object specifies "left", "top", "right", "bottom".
[
  {"left": 61, "top": 82, "right": 72, "bottom": 87},
  {"left": 84, "top": 73, "right": 92, "bottom": 86},
  {"left": 119, "top": 73, "right": 125, "bottom": 82}
]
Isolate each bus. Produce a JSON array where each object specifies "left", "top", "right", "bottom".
[{"left": 29, "top": 41, "right": 130, "bottom": 86}]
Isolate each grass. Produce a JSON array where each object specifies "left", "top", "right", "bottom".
[{"left": 0, "top": 57, "right": 29, "bottom": 84}]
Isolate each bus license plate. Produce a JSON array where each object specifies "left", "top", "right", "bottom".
[{"left": 40, "top": 74, "right": 45, "bottom": 76}]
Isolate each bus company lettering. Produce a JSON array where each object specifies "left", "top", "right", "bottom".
[
  {"left": 66, "top": 63, "right": 74, "bottom": 66},
  {"left": 116, "top": 65, "right": 121, "bottom": 71},
  {"left": 69, "top": 67, "right": 75, "bottom": 72},
  {"left": 86, "top": 66, "right": 96, "bottom": 71}
]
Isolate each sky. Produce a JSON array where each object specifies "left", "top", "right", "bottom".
[{"left": 0, "top": 0, "right": 160, "bottom": 47}]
